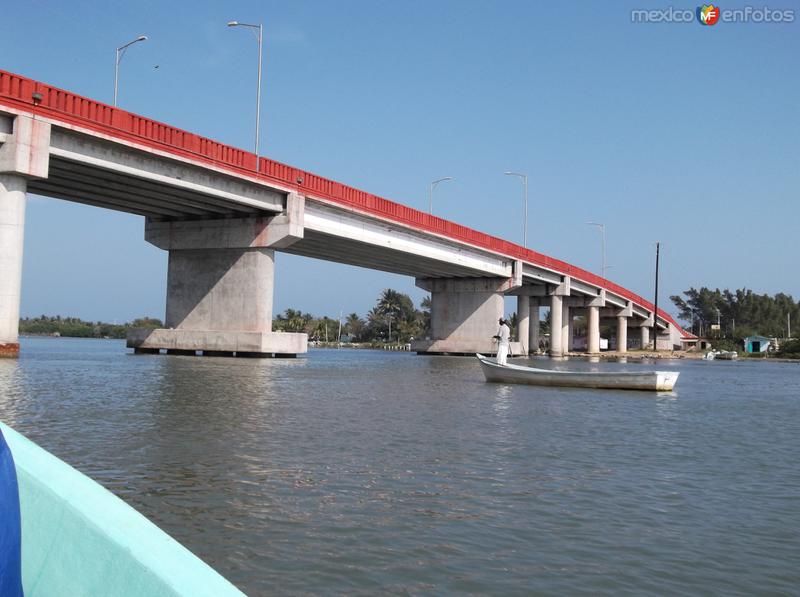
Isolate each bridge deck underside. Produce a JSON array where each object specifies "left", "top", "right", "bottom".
[
  {"left": 281, "top": 230, "right": 500, "bottom": 279},
  {"left": 27, "top": 157, "right": 262, "bottom": 219}
]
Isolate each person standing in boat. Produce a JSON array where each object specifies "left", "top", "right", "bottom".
[{"left": 493, "top": 317, "right": 511, "bottom": 366}]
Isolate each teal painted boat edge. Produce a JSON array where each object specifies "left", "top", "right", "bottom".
[{"left": 0, "top": 422, "right": 247, "bottom": 597}]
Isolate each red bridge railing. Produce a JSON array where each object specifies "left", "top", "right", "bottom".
[{"left": 0, "top": 69, "right": 692, "bottom": 338}]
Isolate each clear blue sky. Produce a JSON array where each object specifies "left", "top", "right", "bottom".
[{"left": 3, "top": 0, "right": 798, "bottom": 324}]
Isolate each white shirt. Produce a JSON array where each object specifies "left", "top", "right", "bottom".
[{"left": 496, "top": 323, "right": 510, "bottom": 345}]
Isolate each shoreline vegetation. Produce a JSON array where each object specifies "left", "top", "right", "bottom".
[
  {"left": 669, "top": 287, "right": 800, "bottom": 360},
  {"left": 18, "top": 286, "right": 800, "bottom": 360}
]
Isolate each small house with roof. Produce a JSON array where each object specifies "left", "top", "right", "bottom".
[{"left": 744, "top": 335, "right": 772, "bottom": 354}]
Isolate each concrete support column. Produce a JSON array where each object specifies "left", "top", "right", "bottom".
[
  {"left": 561, "top": 304, "right": 571, "bottom": 355},
  {"left": 128, "top": 209, "right": 307, "bottom": 356},
  {"left": 412, "top": 277, "right": 518, "bottom": 355},
  {"left": 517, "top": 294, "right": 530, "bottom": 354},
  {"left": 617, "top": 316, "right": 628, "bottom": 353},
  {"left": 641, "top": 326, "right": 650, "bottom": 350},
  {"left": 549, "top": 294, "right": 563, "bottom": 356},
  {"left": 165, "top": 248, "right": 275, "bottom": 332},
  {"left": 529, "top": 299, "right": 540, "bottom": 354},
  {"left": 587, "top": 305, "right": 600, "bottom": 354},
  {"left": 0, "top": 175, "right": 26, "bottom": 357},
  {"left": 0, "top": 114, "right": 51, "bottom": 358}
]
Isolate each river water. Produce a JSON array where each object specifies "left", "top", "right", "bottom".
[{"left": 1, "top": 337, "right": 798, "bottom": 595}]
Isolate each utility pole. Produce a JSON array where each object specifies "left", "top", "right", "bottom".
[
  {"left": 337, "top": 310, "right": 343, "bottom": 347},
  {"left": 652, "top": 241, "right": 660, "bottom": 350},
  {"left": 789, "top": 313, "right": 792, "bottom": 338}
]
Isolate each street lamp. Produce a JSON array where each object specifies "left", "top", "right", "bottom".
[
  {"left": 428, "top": 177, "right": 453, "bottom": 214},
  {"left": 114, "top": 35, "right": 147, "bottom": 107},
  {"left": 586, "top": 222, "right": 607, "bottom": 279},
  {"left": 228, "top": 20, "right": 264, "bottom": 155},
  {"left": 504, "top": 172, "right": 528, "bottom": 247}
]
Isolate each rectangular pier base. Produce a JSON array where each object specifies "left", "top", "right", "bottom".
[{"left": 127, "top": 328, "right": 307, "bottom": 357}]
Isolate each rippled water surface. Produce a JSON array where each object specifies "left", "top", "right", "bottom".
[{"left": 2, "top": 337, "right": 799, "bottom": 595}]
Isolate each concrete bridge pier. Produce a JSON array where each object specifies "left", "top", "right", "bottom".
[
  {"left": 412, "top": 277, "right": 521, "bottom": 355},
  {"left": 585, "top": 291, "right": 605, "bottom": 354},
  {"left": 529, "top": 299, "right": 540, "bottom": 354},
  {"left": 0, "top": 175, "right": 26, "bottom": 357},
  {"left": 562, "top": 304, "right": 572, "bottom": 355},
  {"left": 617, "top": 316, "right": 628, "bottom": 352},
  {"left": 127, "top": 194, "right": 308, "bottom": 357},
  {"left": 587, "top": 306, "right": 600, "bottom": 354},
  {"left": 516, "top": 294, "right": 529, "bottom": 355},
  {"left": 0, "top": 114, "right": 51, "bottom": 357},
  {"left": 640, "top": 325, "right": 651, "bottom": 350},
  {"left": 548, "top": 277, "right": 570, "bottom": 357},
  {"left": 549, "top": 294, "right": 563, "bottom": 357}
]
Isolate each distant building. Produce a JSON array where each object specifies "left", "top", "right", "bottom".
[
  {"left": 681, "top": 337, "right": 712, "bottom": 351},
  {"left": 744, "top": 335, "right": 772, "bottom": 353}
]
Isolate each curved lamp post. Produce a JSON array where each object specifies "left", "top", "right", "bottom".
[
  {"left": 114, "top": 35, "right": 147, "bottom": 107},
  {"left": 504, "top": 172, "right": 528, "bottom": 247},
  {"left": 428, "top": 177, "right": 453, "bottom": 214},
  {"left": 586, "top": 222, "right": 607, "bottom": 279},
  {"left": 228, "top": 20, "right": 264, "bottom": 154}
]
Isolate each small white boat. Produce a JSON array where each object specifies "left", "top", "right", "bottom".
[
  {"left": 704, "top": 350, "right": 738, "bottom": 361},
  {"left": 476, "top": 354, "right": 679, "bottom": 392}
]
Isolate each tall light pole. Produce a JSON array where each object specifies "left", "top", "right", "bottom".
[
  {"left": 228, "top": 20, "right": 264, "bottom": 154},
  {"left": 653, "top": 241, "right": 660, "bottom": 351},
  {"left": 114, "top": 35, "right": 148, "bottom": 107},
  {"left": 428, "top": 177, "right": 453, "bottom": 214},
  {"left": 586, "top": 222, "right": 607, "bottom": 278},
  {"left": 505, "top": 172, "right": 528, "bottom": 247}
]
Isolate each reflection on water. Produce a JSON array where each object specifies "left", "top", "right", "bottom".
[{"left": 3, "top": 337, "right": 800, "bottom": 596}]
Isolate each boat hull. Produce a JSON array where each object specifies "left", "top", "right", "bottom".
[
  {"left": 477, "top": 355, "right": 679, "bottom": 391},
  {"left": 0, "top": 422, "right": 245, "bottom": 597}
]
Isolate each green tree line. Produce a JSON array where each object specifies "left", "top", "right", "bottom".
[
  {"left": 670, "top": 287, "right": 798, "bottom": 339},
  {"left": 273, "top": 289, "right": 431, "bottom": 344},
  {"left": 19, "top": 315, "right": 162, "bottom": 339}
]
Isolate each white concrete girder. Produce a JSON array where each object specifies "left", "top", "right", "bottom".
[
  {"left": 302, "top": 202, "right": 511, "bottom": 279},
  {"left": 521, "top": 263, "right": 564, "bottom": 286},
  {"left": 505, "top": 283, "right": 549, "bottom": 297},
  {"left": 48, "top": 129, "right": 284, "bottom": 214}
]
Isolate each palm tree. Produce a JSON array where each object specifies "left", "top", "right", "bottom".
[{"left": 345, "top": 313, "right": 365, "bottom": 341}]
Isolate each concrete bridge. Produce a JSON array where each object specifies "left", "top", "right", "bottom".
[{"left": 0, "top": 69, "right": 692, "bottom": 358}]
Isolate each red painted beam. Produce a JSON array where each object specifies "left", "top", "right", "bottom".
[{"left": 0, "top": 69, "right": 693, "bottom": 339}]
